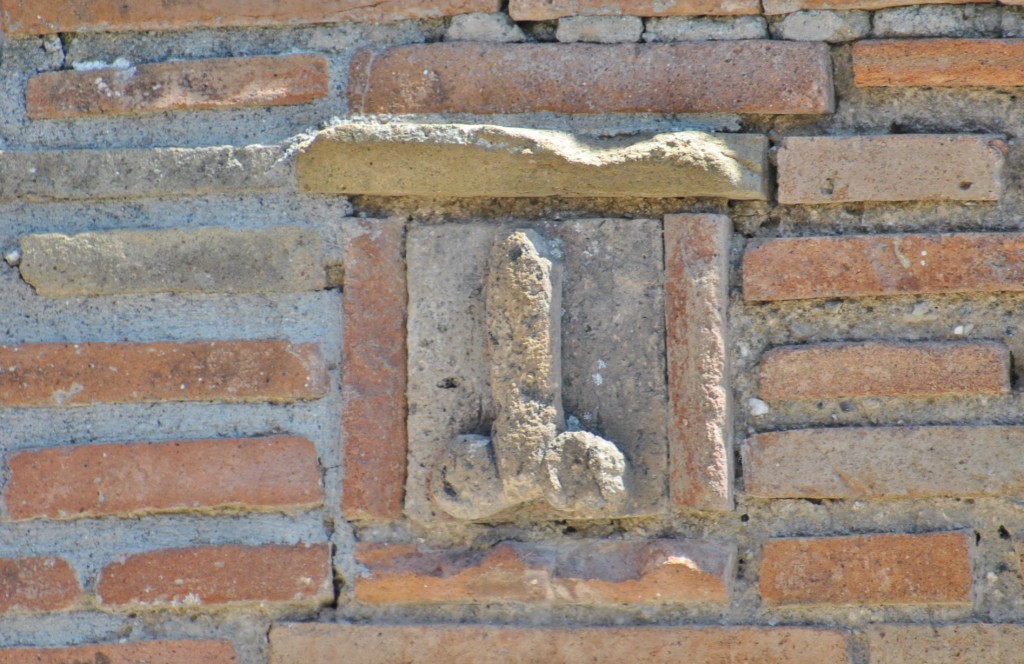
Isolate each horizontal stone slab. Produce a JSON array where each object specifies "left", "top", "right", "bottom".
[
  {"left": 0, "top": 641, "right": 236, "bottom": 664},
  {"left": 854, "top": 39, "right": 1024, "bottom": 87},
  {"left": 763, "top": 0, "right": 984, "bottom": 14},
  {"left": 298, "top": 123, "right": 768, "bottom": 199},
  {"left": 866, "top": 624, "right": 1024, "bottom": 664},
  {"left": 19, "top": 227, "right": 327, "bottom": 296},
  {"left": 347, "top": 42, "right": 834, "bottom": 115},
  {"left": 509, "top": 0, "right": 761, "bottom": 19}
]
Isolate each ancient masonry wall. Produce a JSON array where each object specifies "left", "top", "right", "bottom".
[{"left": 4, "top": 1, "right": 1024, "bottom": 662}]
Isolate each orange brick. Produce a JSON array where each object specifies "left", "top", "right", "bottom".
[
  {"left": 2, "top": 0, "right": 501, "bottom": 34},
  {"left": 776, "top": 135, "right": 1006, "bottom": 204},
  {"left": 764, "top": 0, "right": 988, "bottom": 13},
  {"left": 744, "top": 232, "right": 1024, "bottom": 302},
  {"left": 97, "top": 544, "right": 332, "bottom": 608},
  {"left": 0, "top": 641, "right": 236, "bottom": 664},
  {"left": 26, "top": 54, "right": 327, "bottom": 120},
  {"left": 0, "top": 557, "right": 79, "bottom": 614},
  {"left": 270, "top": 624, "right": 851, "bottom": 664},
  {"left": 509, "top": 0, "right": 760, "bottom": 19},
  {"left": 758, "top": 341, "right": 1010, "bottom": 401},
  {"left": 348, "top": 42, "right": 834, "bottom": 115},
  {"left": 854, "top": 39, "right": 1024, "bottom": 87},
  {"left": 759, "top": 531, "right": 972, "bottom": 606},
  {"left": 866, "top": 624, "right": 1024, "bottom": 663},
  {"left": 4, "top": 436, "right": 322, "bottom": 520},
  {"left": 0, "top": 340, "right": 328, "bottom": 407},
  {"left": 664, "top": 214, "right": 732, "bottom": 511},
  {"left": 355, "top": 540, "right": 734, "bottom": 604},
  {"left": 341, "top": 219, "right": 407, "bottom": 521}
]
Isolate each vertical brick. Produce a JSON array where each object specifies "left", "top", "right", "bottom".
[
  {"left": 509, "top": 0, "right": 762, "bottom": 20},
  {"left": 866, "top": 624, "right": 1024, "bottom": 663},
  {"left": 0, "top": 641, "right": 236, "bottom": 664},
  {"left": 0, "top": 557, "right": 80, "bottom": 614},
  {"left": 854, "top": 39, "right": 1024, "bottom": 87},
  {"left": 759, "top": 532, "right": 973, "bottom": 606},
  {"left": 665, "top": 214, "right": 733, "bottom": 511},
  {"left": 4, "top": 436, "right": 323, "bottom": 520},
  {"left": 341, "top": 219, "right": 408, "bottom": 521},
  {"left": 97, "top": 544, "right": 332, "bottom": 608}
]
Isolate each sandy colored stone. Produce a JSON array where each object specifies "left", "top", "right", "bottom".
[
  {"left": 299, "top": 123, "right": 768, "bottom": 200},
  {"left": 510, "top": 0, "right": 761, "bottom": 19},
  {"left": 96, "top": 544, "right": 332, "bottom": 608},
  {"left": 0, "top": 340, "right": 329, "bottom": 407},
  {"left": 664, "top": 214, "right": 733, "bottom": 511},
  {"left": 26, "top": 54, "right": 327, "bottom": 119},
  {"left": 341, "top": 219, "right": 408, "bottom": 521},
  {"left": 872, "top": 5, "right": 1000, "bottom": 37},
  {"left": 760, "top": 532, "right": 973, "bottom": 606},
  {"left": 346, "top": 43, "right": 833, "bottom": 115},
  {"left": 0, "top": 557, "right": 80, "bottom": 614},
  {"left": 19, "top": 227, "right": 327, "bottom": 297},
  {"left": 866, "top": 624, "right": 1024, "bottom": 663},
  {"left": 764, "top": 0, "right": 988, "bottom": 14},
  {"left": 270, "top": 624, "right": 850, "bottom": 663},
  {"left": 759, "top": 341, "right": 1010, "bottom": 401},
  {"left": 644, "top": 16, "right": 766, "bottom": 41},
  {"left": 743, "top": 426, "right": 1024, "bottom": 499},
  {"left": 0, "top": 641, "right": 237, "bottom": 664},
  {"left": 776, "top": 135, "right": 1006, "bottom": 204},
  {"left": 4, "top": 436, "right": 323, "bottom": 520},
  {"left": 854, "top": 39, "right": 1024, "bottom": 87},
  {"left": 446, "top": 13, "right": 526, "bottom": 41},
  {"left": 1, "top": 0, "right": 501, "bottom": 34},
  {"left": 775, "top": 10, "right": 870, "bottom": 41},
  {"left": 556, "top": 16, "right": 644, "bottom": 42},
  {"left": 743, "top": 232, "right": 1024, "bottom": 302}
]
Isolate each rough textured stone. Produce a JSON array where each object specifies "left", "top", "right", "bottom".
[
  {"left": 872, "top": 5, "right": 1001, "bottom": 37},
  {"left": 759, "top": 341, "right": 1011, "bottom": 400},
  {"left": 1, "top": 0, "right": 502, "bottom": 34},
  {"left": 4, "top": 436, "right": 323, "bottom": 520},
  {"left": 643, "top": 16, "right": 767, "bottom": 41},
  {"left": 0, "top": 641, "right": 237, "bottom": 664},
  {"left": 760, "top": 532, "right": 973, "bottom": 606},
  {"left": 446, "top": 13, "right": 526, "bottom": 42},
  {"left": 743, "top": 232, "right": 1024, "bottom": 301},
  {"left": 0, "top": 340, "right": 330, "bottom": 407},
  {"left": 96, "top": 544, "right": 333, "bottom": 608},
  {"left": 743, "top": 426, "right": 1024, "bottom": 499},
  {"left": 26, "top": 54, "right": 328, "bottom": 119},
  {"left": 664, "top": 214, "right": 732, "bottom": 511},
  {"left": 19, "top": 227, "right": 327, "bottom": 297},
  {"left": 405, "top": 220, "right": 668, "bottom": 524},
  {"left": 775, "top": 10, "right": 870, "bottom": 41},
  {"left": 776, "top": 135, "right": 1006, "bottom": 204},
  {"left": 556, "top": 16, "right": 644, "bottom": 42},
  {"left": 355, "top": 540, "right": 734, "bottom": 604},
  {"left": 347, "top": 43, "right": 834, "bottom": 115},
  {"left": 764, "top": 0, "right": 987, "bottom": 14},
  {"left": 298, "top": 123, "right": 768, "bottom": 200},
  {"left": 510, "top": 0, "right": 761, "bottom": 20},
  {"left": 270, "top": 624, "right": 851, "bottom": 663},
  {"left": 0, "top": 557, "right": 80, "bottom": 614},
  {"left": 855, "top": 39, "right": 1024, "bottom": 87},
  {"left": 866, "top": 625, "right": 1024, "bottom": 663},
  {"left": 341, "top": 218, "right": 408, "bottom": 522}
]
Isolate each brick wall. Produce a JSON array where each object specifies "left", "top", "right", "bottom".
[{"left": 2, "top": 2, "right": 1024, "bottom": 662}]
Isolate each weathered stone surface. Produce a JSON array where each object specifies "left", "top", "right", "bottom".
[
  {"left": 764, "top": 0, "right": 987, "bottom": 14},
  {"left": 0, "top": 641, "right": 237, "bottom": 664},
  {"left": 775, "top": 10, "right": 870, "bottom": 41},
  {"left": 510, "top": 0, "right": 761, "bottom": 20},
  {"left": 346, "top": 43, "right": 834, "bottom": 115},
  {"left": 19, "top": 227, "right": 326, "bottom": 297},
  {"left": 872, "top": 5, "right": 1001, "bottom": 37},
  {"left": 643, "top": 16, "right": 767, "bottom": 41},
  {"left": 556, "top": 16, "right": 644, "bottom": 42},
  {"left": 446, "top": 13, "right": 526, "bottom": 41},
  {"left": 406, "top": 220, "right": 667, "bottom": 523},
  {"left": 867, "top": 625, "right": 1024, "bottom": 663},
  {"left": 743, "top": 426, "right": 1024, "bottom": 499},
  {"left": 544, "top": 431, "right": 627, "bottom": 514},
  {"left": 298, "top": 123, "right": 768, "bottom": 200},
  {"left": 855, "top": 39, "right": 1024, "bottom": 87}
]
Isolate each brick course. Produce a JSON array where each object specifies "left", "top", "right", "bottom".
[
  {"left": 0, "top": 641, "right": 237, "bottom": 663},
  {"left": 854, "top": 39, "right": 1024, "bottom": 87},
  {"left": 509, "top": 0, "right": 761, "bottom": 19},
  {"left": 0, "top": 557, "right": 80, "bottom": 614}
]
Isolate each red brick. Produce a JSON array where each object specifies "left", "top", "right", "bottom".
[
  {"left": 0, "top": 641, "right": 236, "bottom": 664},
  {"left": 270, "top": 624, "right": 851, "bottom": 664},
  {"left": 0, "top": 340, "right": 328, "bottom": 407},
  {"left": 341, "top": 219, "right": 407, "bottom": 521},
  {"left": 97, "top": 544, "right": 332, "bottom": 608},
  {"left": 776, "top": 135, "right": 1006, "bottom": 204},
  {"left": 855, "top": 39, "right": 1024, "bottom": 88},
  {"left": 4, "top": 436, "right": 322, "bottom": 520},
  {"left": 758, "top": 341, "right": 1010, "bottom": 401},
  {"left": 665, "top": 214, "right": 732, "bottom": 511},
  {"left": 2, "top": 0, "right": 501, "bottom": 35},
  {"left": 509, "top": 0, "right": 760, "bottom": 20},
  {"left": 744, "top": 232, "right": 1024, "bottom": 302},
  {"left": 866, "top": 624, "right": 1024, "bottom": 663},
  {"left": 348, "top": 42, "right": 834, "bottom": 115},
  {"left": 743, "top": 426, "right": 1024, "bottom": 499},
  {"left": 764, "top": 0, "right": 988, "bottom": 13},
  {"left": 26, "top": 54, "right": 328, "bottom": 120},
  {"left": 355, "top": 539, "right": 734, "bottom": 604},
  {"left": 0, "top": 557, "right": 79, "bottom": 614},
  {"left": 759, "top": 531, "right": 973, "bottom": 606}
]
